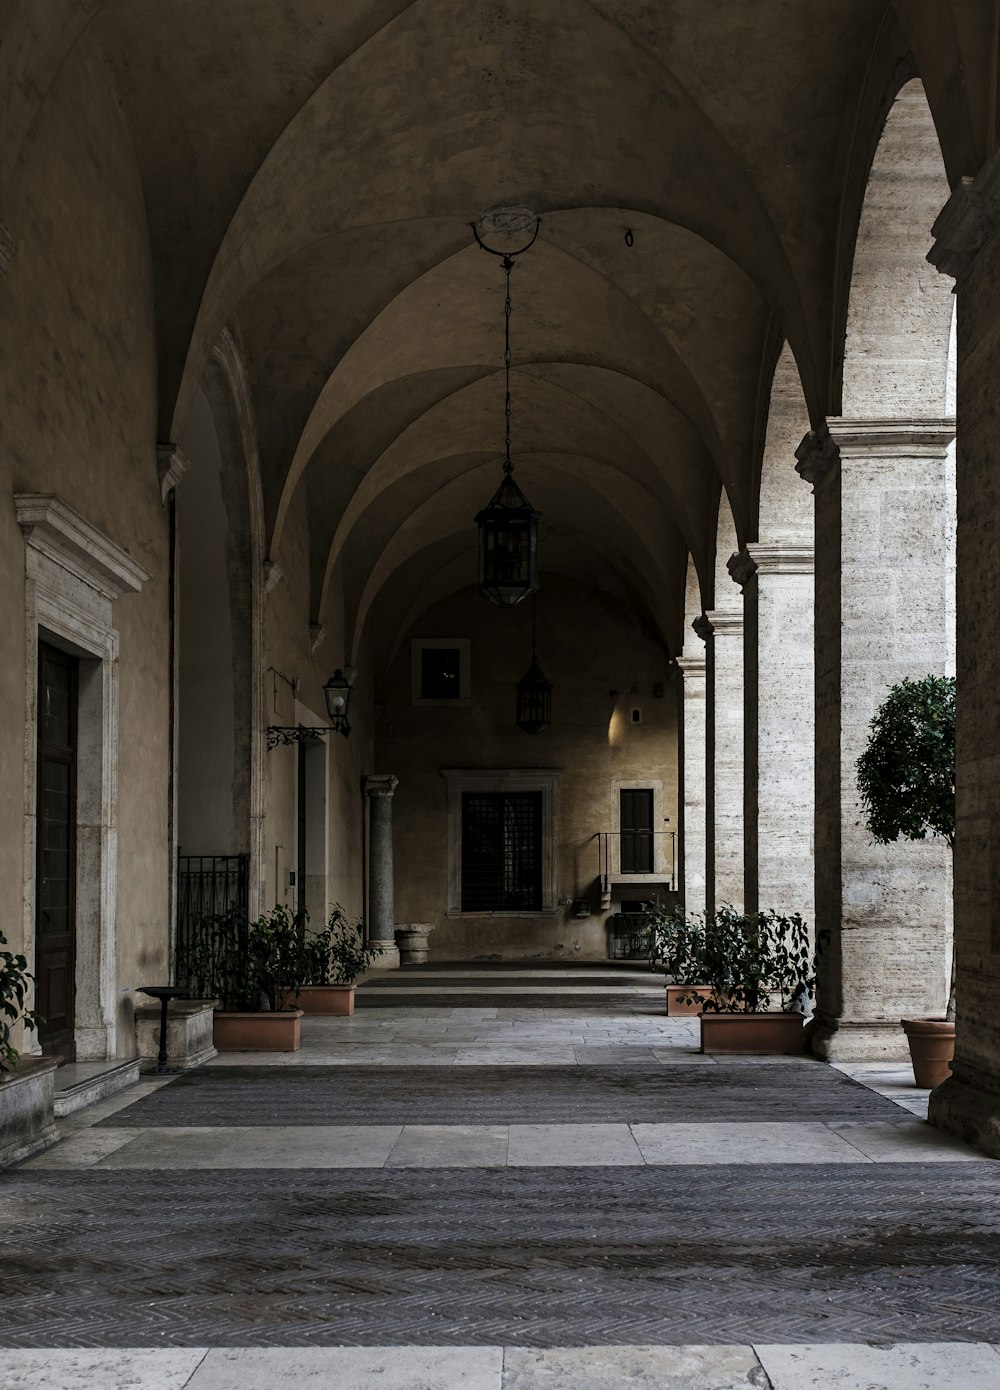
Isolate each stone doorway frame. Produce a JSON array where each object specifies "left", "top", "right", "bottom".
[{"left": 16, "top": 495, "right": 148, "bottom": 1060}]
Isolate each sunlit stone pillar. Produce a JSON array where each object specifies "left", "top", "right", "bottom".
[
  {"left": 729, "top": 543, "right": 814, "bottom": 921},
  {"left": 796, "top": 418, "right": 954, "bottom": 1060},
  {"left": 676, "top": 647, "right": 707, "bottom": 917},
  {"left": 695, "top": 609, "right": 744, "bottom": 914},
  {"left": 927, "top": 157, "right": 1000, "bottom": 1155},
  {"left": 365, "top": 774, "right": 400, "bottom": 969}
]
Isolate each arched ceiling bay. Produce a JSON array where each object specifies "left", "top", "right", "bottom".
[{"left": 16, "top": 0, "right": 984, "bottom": 665}]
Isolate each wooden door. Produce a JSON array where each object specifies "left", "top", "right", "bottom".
[
  {"left": 620, "top": 789, "right": 654, "bottom": 874},
  {"left": 35, "top": 642, "right": 78, "bottom": 1057}
]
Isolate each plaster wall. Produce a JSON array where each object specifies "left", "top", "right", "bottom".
[
  {"left": 382, "top": 577, "right": 678, "bottom": 962},
  {"left": 0, "top": 36, "right": 166, "bottom": 1057}
]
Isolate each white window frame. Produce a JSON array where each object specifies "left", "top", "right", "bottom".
[{"left": 411, "top": 637, "right": 471, "bottom": 705}]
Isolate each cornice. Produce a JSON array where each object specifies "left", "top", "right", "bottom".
[
  {"left": 928, "top": 146, "right": 1000, "bottom": 283},
  {"left": 827, "top": 417, "right": 955, "bottom": 459},
  {"left": 744, "top": 541, "right": 813, "bottom": 577},
  {"left": 15, "top": 493, "right": 150, "bottom": 599},
  {"left": 698, "top": 608, "right": 743, "bottom": 639},
  {"left": 674, "top": 654, "right": 706, "bottom": 680}
]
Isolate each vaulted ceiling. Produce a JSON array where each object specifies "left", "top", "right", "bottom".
[{"left": 2, "top": 0, "right": 991, "bottom": 665}]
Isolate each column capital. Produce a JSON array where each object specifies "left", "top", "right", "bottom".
[
  {"left": 675, "top": 653, "right": 706, "bottom": 680},
  {"left": 928, "top": 148, "right": 1000, "bottom": 283},
  {"left": 156, "top": 442, "right": 190, "bottom": 503},
  {"left": 365, "top": 774, "right": 399, "bottom": 799},
  {"left": 730, "top": 542, "right": 814, "bottom": 586},
  {"left": 696, "top": 608, "right": 742, "bottom": 639},
  {"left": 826, "top": 417, "right": 955, "bottom": 459},
  {"left": 794, "top": 424, "right": 840, "bottom": 490}
]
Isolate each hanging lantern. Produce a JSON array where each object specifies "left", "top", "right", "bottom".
[
  {"left": 472, "top": 212, "right": 542, "bottom": 608},
  {"left": 515, "top": 597, "right": 552, "bottom": 734},
  {"left": 323, "top": 666, "right": 356, "bottom": 737}
]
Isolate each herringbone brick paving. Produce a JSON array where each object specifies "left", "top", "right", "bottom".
[
  {"left": 97, "top": 1063, "right": 911, "bottom": 1128},
  {"left": 3, "top": 1166, "right": 1000, "bottom": 1347}
]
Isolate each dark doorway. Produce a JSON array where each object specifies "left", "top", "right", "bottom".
[
  {"left": 461, "top": 791, "right": 543, "bottom": 912},
  {"left": 620, "top": 789, "right": 654, "bottom": 873},
  {"left": 35, "top": 642, "right": 78, "bottom": 1057}
]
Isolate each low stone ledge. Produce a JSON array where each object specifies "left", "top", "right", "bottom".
[
  {"left": 0, "top": 1056, "right": 59, "bottom": 1169},
  {"left": 134, "top": 998, "right": 218, "bottom": 1071},
  {"left": 928, "top": 1068, "right": 1000, "bottom": 1160},
  {"left": 806, "top": 1014, "right": 909, "bottom": 1063}
]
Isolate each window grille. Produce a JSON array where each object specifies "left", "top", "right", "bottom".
[{"left": 461, "top": 791, "right": 542, "bottom": 911}]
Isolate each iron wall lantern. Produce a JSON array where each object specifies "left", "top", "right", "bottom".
[{"left": 323, "top": 666, "right": 356, "bottom": 737}]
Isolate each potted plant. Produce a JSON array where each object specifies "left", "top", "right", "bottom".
[
  {"left": 856, "top": 673, "right": 956, "bottom": 1087},
  {"left": 295, "top": 906, "right": 381, "bottom": 1016},
  {"left": 1, "top": 930, "right": 58, "bottom": 1169},
  {"left": 648, "top": 907, "right": 712, "bottom": 1016},
  {"left": 681, "top": 906, "right": 816, "bottom": 1053},
  {"left": 189, "top": 904, "right": 306, "bottom": 1051}
]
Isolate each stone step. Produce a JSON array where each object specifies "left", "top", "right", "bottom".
[{"left": 53, "top": 1059, "right": 141, "bottom": 1118}]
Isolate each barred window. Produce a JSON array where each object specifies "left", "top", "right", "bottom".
[{"left": 461, "top": 791, "right": 542, "bottom": 912}]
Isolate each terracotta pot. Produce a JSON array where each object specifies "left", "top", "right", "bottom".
[
  {"left": 900, "top": 1017, "right": 955, "bottom": 1088},
  {"left": 700, "top": 1011, "right": 805, "bottom": 1055},
  {"left": 213, "top": 1008, "right": 303, "bottom": 1051},
  {"left": 665, "top": 984, "right": 712, "bottom": 1017},
  {"left": 295, "top": 985, "right": 356, "bottom": 1017}
]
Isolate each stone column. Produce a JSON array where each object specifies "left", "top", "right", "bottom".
[
  {"left": 926, "top": 155, "right": 1000, "bottom": 1156},
  {"left": 796, "top": 418, "right": 954, "bottom": 1060},
  {"left": 364, "top": 775, "right": 400, "bottom": 969},
  {"left": 695, "top": 609, "right": 744, "bottom": 914},
  {"left": 676, "top": 650, "right": 707, "bottom": 917},
  {"left": 729, "top": 544, "right": 814, "bottom": 921}
]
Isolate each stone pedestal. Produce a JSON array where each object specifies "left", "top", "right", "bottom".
[
  {"left": 365, "top": 774, "right": 400, "bottom": 969},
  {"left": 395, "top": 923, "right": 433, "bottom": 965},
  {"left": 695, "top": 609, "right": 744, "bottom": 914},
  {"left": 0, "top": 1057, "right": 59, "bottom": 1169},
  {"left": 926, "top": 155, "right": 1000, "bottom": 1155},
  {"left": 676, "top": 651, "right": 707, "bottom": 917},
  {"left": 729, "top": 543, "right": 814, "bottom": 921},
  {"left": 796, "top": 419, "right": 954, "bottom": 1061},
  {"left": 134, "top": 998, "right": 218, "bottom": 1071}
]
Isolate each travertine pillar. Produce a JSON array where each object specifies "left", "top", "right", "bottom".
[
  {"left": 364, "top": 774, "right": 400, "bottom": 969},
  {"left": 796, "top": 418, "right": 954, "bottom": 1060},
  {"left": 729, "top": 544, "right": 814, "bottom": 921},
  {"left": 695, "top": 609, "right": 744, "bottom": 914},
  {"left": 676, "top": 650, "right": 707, "bottom": 917},
  {"left": 927, "top": 155, "right": 1000, "bottom": 1155}
]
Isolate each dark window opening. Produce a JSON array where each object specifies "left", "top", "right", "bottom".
[
  {"left": 620, "top": 788, "right": 654, "bottom": 873},
  {"left": 421, "top": 647, "right": 461, "bottom": 699},
  {"left": 461, "top": 791, "right": 542, "bottom": 911}
]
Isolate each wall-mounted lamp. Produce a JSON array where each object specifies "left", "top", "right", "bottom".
[{"left": 324, "top": 666, "right": 357, "bottom": 738}]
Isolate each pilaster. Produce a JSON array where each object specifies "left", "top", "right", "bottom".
[
  {"left": 676, "top": 650, "right": 707, "bottom": 918},
  {"left": 696, "top": 608, "right": 743, "bottom": 913}
]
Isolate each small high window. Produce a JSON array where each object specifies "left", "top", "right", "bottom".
[{"left": 411, "top": 638, "right": 471, "bottom": 704}]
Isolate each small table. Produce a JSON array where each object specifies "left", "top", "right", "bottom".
[{"left": 137, "top": 985, "right": 188, "bottom": 1073}]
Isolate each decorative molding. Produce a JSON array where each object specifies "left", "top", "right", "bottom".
[
  {"left": 928, "top": 148, "right": 1000, "bottom": 282},
  {"left": 309, "top": 623, "right": 325, "bottom": 655},
  {"left": 674, "top": 654, "right": 706, "bottom": 680},
  {"left": 0, "top": 221, "right": 16, "bottom": 273},
  {"left": 697, "top": 608, "right": 743, "bottom": 639},
  {"left": 441, "top": 768, "right": 558, "bottom": 915},
  {"left": 739, "top": 542, "right": 814, "bottom": 580},
  {"left": 156, "top": 442, "right": 191, "bottom": 503},
  {"left": 263, "top": 559, "right": 283, "bottom": 594},
  {"left": 794, "top": 424, "right": 840, "bottom": 490},
  {"left": 15, "top": 494, "right": 149, "bottom": 600},
  {"left": 364, "top": 774, "right": 399, "bottom": 800},
  {"left": 826, "top": 417, "right": 956, "bottom": 459}
]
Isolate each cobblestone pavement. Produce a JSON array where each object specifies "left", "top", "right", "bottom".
[{"left": 4, "top": 965, "right": 1000, "bottom": 1389}]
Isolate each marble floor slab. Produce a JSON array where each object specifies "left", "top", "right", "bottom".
[
  {"left": 386, "top": 1123, "right": 509, "bottom": 1167},
  {"left": 6, "top": 1345, "right": 1000, "bottom": 1390},
  {"left": 507, "top": 1122, "right": 645, "bottom": 1165}
]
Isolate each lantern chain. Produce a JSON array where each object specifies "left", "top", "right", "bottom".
[{"left": 503, "top": 253, "right": 513, "bottom": 475}]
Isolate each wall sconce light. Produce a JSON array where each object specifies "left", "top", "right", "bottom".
[{"left": 324, "top": 666, "right": 357, "bottom": 738}]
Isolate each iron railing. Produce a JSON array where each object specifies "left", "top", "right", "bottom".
[
  {"left": 607, "top": 911, "right": 655, "bottom": 961},
  {"left": 175, "top": 853, "right": 248, "bottom": 992}
]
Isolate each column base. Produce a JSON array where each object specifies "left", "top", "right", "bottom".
[
  {"left": 369, "top": 943, "right": 400, "bottom": 969},
  {"left": 806, "top": 1012, "right": 909, "bottom": 1062},
  {"left": 929, "top": 1062, "right": 1000, "bottom": 1160}
]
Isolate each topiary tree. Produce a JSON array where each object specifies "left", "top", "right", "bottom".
[{"left": 856, "top": 673, "right": 956, "bottom": 1018}]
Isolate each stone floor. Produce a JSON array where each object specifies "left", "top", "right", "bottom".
[{"left": 4, "top": 964, "right": 1000, "bottom": 1388}]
